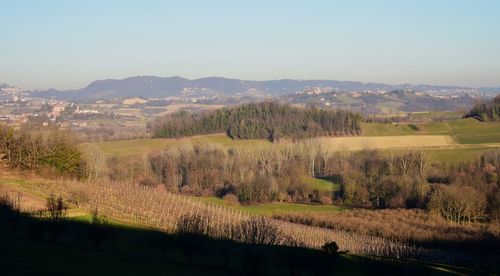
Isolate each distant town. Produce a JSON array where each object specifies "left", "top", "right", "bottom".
[{"left": 1, "top": 79, "right": 498, "bottom": 133}]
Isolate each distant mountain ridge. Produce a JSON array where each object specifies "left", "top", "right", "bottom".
[{"left": 29, "top": 76, "right": 500, "bottom": 101}]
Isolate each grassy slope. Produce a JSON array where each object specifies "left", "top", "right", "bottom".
[
  {"left": 94, "top": 118, "right": 500, "bottom": 155},
  {"left": 0, "top": 173, "right": 491, "bottom": 274},
  {"left": 361, "top": 119, "right": 500, "bottom": 163},
  {"left": 361, "top": 122, "right": 421, "bottom": 136},
  {"left": 93, "top": 138, "right": 175, "bottom": 157},
  {"left": 361, "top": 122, "right": 451, "bottom": 136},
  {"left": 216, "top": 177, "right": 342, "bottom": 214},
  {"left": 418, "top": 122, "right": 450, "bottom": 135},
  {"left": 92, "top": 119, "right": 500, "bottom": 165},
  {"left": 95, "top": 134, "right": 456, "bottom": 159},
  {"left": 362, "top": 119, "right": 500, "bottom": 144},
  {"left": 303, "top": 176, "right": 341, "bottom": 192},
  {"left": 193, "top": 196, "right": 344, "bottom": 216},
  {"left": 429, "top": 146, "right": 498, "bottom": 164},
  {"left": 0, "top": 206, "right": 476, "bottom": 275},
  {"left": 407, "top": 111, "right": 464, "bottom": 120},
  {"left": 2, "top": 229, "right": 467, "bottom": 276},
  {"left": 1, "top": 170, "right": 344, "bottom": 219},
  {"left": 447, "top": 118, "right": 500, "bottom": 144},
  {"left": 94, "top": 134, "right": 269, "bottom": 157}
]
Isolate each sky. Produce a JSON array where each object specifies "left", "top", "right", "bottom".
[{"left": 1, "top": 0, "right": 499, "bottom": 90}]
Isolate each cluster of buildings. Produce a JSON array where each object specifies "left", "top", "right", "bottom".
[
  {"left": 0, "top": 114, "right": 29, "bottom": 124},
  {"left": 0, "top": 96, "right": 104, "bottom": 127},
  {"left": 298, "top": 87, "right": 334, "bottom": 95},
  {"left": 181, "top": 87, "right": 209, "bottom": 94}
]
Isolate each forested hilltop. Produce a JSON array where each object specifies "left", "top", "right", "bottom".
[
  {"left": 149, "top": 102, "right": 362, "bottom": 141},
  {"left": 466, "top": 95, "right": 500, "bottom": 122}
]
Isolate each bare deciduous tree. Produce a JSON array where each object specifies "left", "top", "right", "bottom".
[{"left": 81, "top": 144, "right": 106, "bottom": 181}]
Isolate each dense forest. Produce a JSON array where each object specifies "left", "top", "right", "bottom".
[
  {"left": 149, "top": 102, "right": 362, "bottom": 141},
  {"left": 466, "top": 95, "right": 500, "bottom": 121}
]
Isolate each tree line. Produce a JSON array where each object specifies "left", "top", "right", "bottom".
[
  {"left": 143, "top": 141, "right": 500, "bottom": 224},
  {"left": 0, "top": 125, "right": 81, "bottom": 175},
  {"left": 148, "top": 102, "right": 362, "bottom": 141},
  {"left": 466, "top": 95, "right": 500, "bottom": 122}
]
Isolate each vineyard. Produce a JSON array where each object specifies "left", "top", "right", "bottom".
[{"left": 25, "top": 180, "right": 489, "bottom": 267}]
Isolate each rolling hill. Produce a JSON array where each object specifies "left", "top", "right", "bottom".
[{"left": 30, "top": 75, "right": 498, "bottom": 102}]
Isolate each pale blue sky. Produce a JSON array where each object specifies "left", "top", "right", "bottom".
[{"left": 1, "top": 0, "right": 499, "bottom": 89}]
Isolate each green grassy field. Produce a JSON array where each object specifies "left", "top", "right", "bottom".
[
  {"left": 93, "top": 138, "right": 175, "bottom": 157},
  {"left": 336, "top": 119, "right": 500, "bottom": 163},
  {"left": 193, "top": 196, "right": 343, "bottom": 216},
  {"left": 132, "top": 175, "right": 341, "bottom": 216},
  {"left": 94, "top": 134, "right": 270, "bottom": 157},
  {"left": 361, "top": 122, "right": 420, "bottom": 136},
  {"left": 371, "top": 111, "right": 464, "bottom": 120},
  {"left": 361, "top": 121, "right": 451, "bottom": 136},
  {"left": 407, "top": 111, "right": 464, "bottom": 120},
  {"left": 429, "top": 146, "right": 499, "bottom": 164},
  {"left": 92, "top": 119, "right": 500, "bottom": 167},
  {"left": 304, "top": 177, "right": 341, "bottom": 192},
  {"left": 362, "top": 119, "right": 500, "bottom": 144},
  {"left": 417, "top": 122, "right": 450, "bottom": 135},
  {"left": 94, "top": 134, "right": 455, "bottom": 158},
  {"left": 447, "top": 118, "right": 500, "bottom": 144},
  {"left": 190, "top": 134, "right": 268, "bottom": 147}
]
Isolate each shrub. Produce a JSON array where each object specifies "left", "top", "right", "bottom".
[
  {"left": 429, "top": 185, "right": 487, "bottom": 224},
  {"left": 138, "top": 177, "right": 159, "bottom": 188},
  {"left": 68, "top": 189, "right": 89, "bottom": 208},
  {"left": 321, "top": 241, "right": 339, "bottom": 255},
  {"left": 222, "top": 193, "right": 239, "bottom": 205},
  {"left": 320, "top": 195, "right": 333, "bottom": 205},
  {"left": 180, "top": 185, "right": 196, "bottom": 195},
  {"left": 46, "top": 194, "right": 67, "bottom": 222},
  {"left": 234, "top": 217, "right": 290, "bottom": 246},
  {"left": 176, "top": 214, "right": 211, "bottom": 236},
  {"left": 46, "top": 194, "right": 67, "bottom": 241}
]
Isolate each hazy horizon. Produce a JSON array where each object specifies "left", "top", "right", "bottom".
[
  {"left": 2, "top": 0, "right": 500, "bottom": 90},
  {"left": 12, "top": 74, "right": 500, "bottom": 92}
]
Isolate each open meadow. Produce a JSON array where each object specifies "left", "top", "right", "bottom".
[
  {"left": 363, "top": 118, "right": 500, "bottom": 144},
  {"left": 93, "top": 118, "right": 500, "bottom": 165},
  {"left": 94, "top": 133, "right": 457, "bottom": 158}
]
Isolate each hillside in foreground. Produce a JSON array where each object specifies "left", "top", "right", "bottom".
[
  {"left": 0, "top": 172, "right": 489, "bottom": 276},
  {"left": 2, "top": 206, "right": 471, "bottom": 276}
]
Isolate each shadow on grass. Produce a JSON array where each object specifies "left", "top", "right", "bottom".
[{"left": 0, "top": 202, "right": 488, "bottom": 276}]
